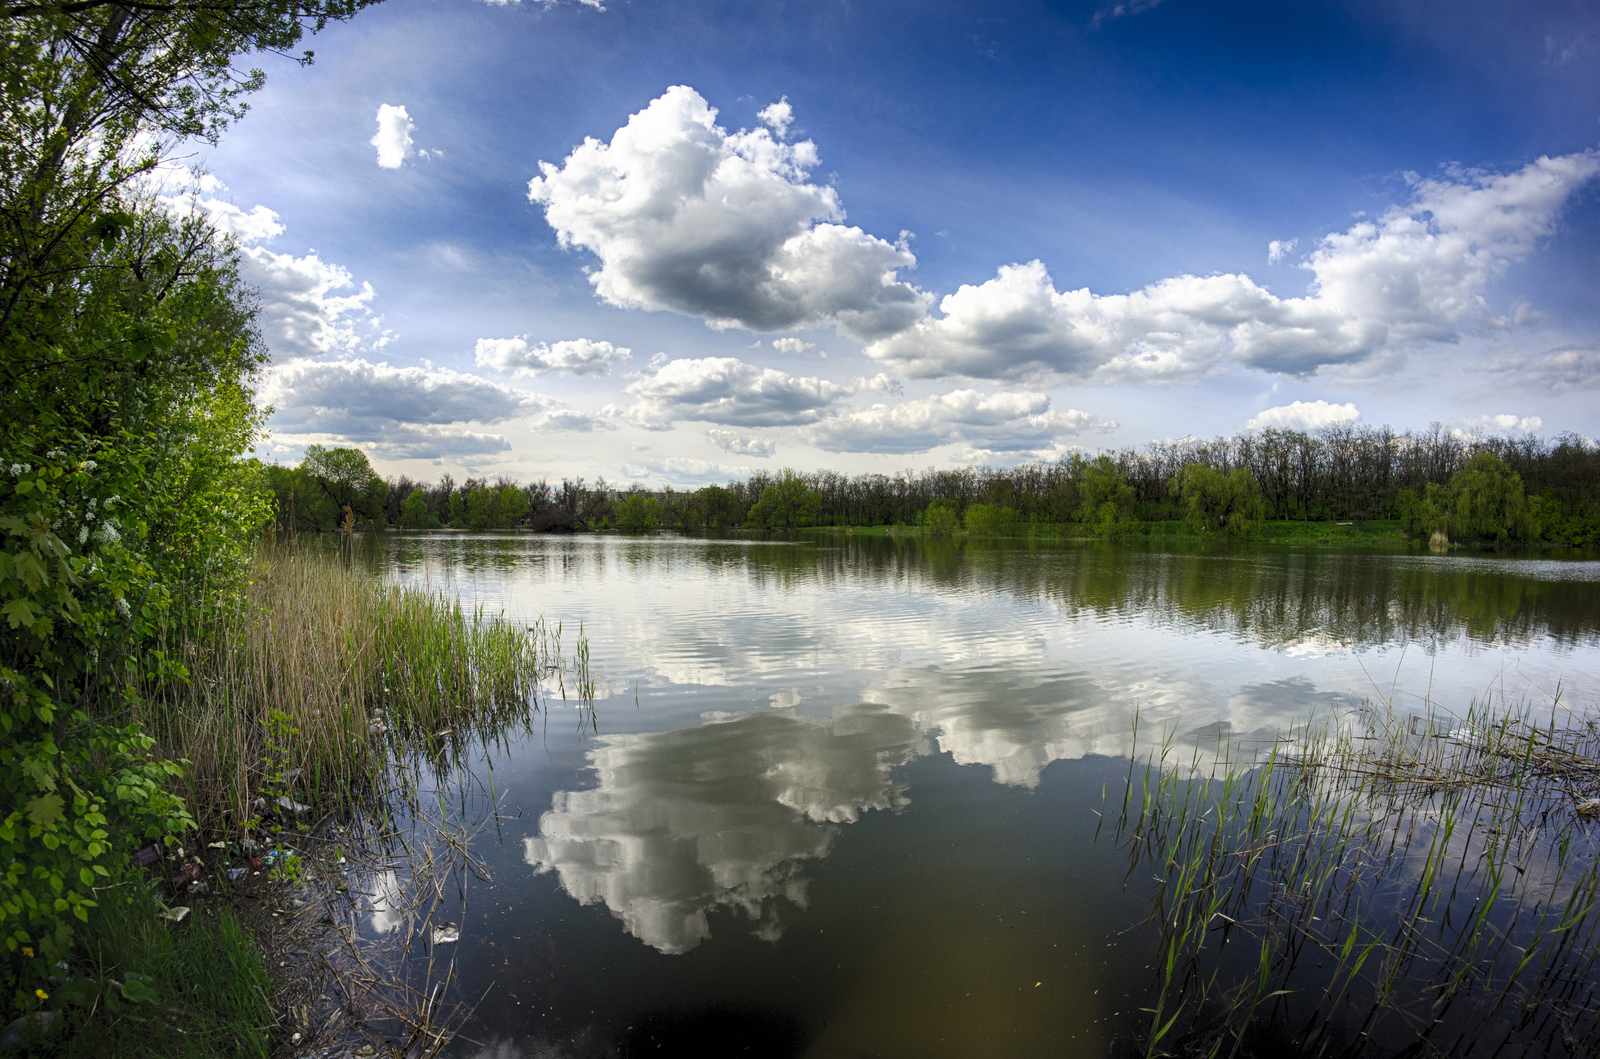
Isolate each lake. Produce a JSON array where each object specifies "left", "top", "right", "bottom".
[{"left": 360, "top": 533, "right": 1600, "bottom": 1058}]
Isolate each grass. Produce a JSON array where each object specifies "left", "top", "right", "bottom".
[
  {"left": 145, "top": 540, "right": 557, "bottom": 836},
  {"left": 18, "top": 883, "right": 273, "bottom": 1059},
  {"left": 1106, "top": 693, "right": 1600, "bottom": 1057}
]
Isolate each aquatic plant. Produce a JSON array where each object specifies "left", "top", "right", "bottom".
[
  {"left": 142, "top": 543, "right": 566, "bottom": 833},
  {"left": 1109, "top": 692, "right": 1600, "bottom": 1057}
]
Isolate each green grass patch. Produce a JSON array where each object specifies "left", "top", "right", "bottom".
[{"left": 20, "top": 883, "right": 272, "bottom": 1058}]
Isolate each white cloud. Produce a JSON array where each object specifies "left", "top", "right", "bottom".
[
  {"left": 1245, "top": 400, "right": 1361, "bottom": 431},
  {"left": 262, "top": 359, "right": 611, "bottom": 459},
  {"left": 804, "top": 389, "right": 1112, "bottom": 455},
  {"left": 1267, "top": 238, "right": 1297, "bottom": 264},
  {"left": 527, "top": 86, "right": 929, "bottom": 340},
  {"left": 1486, "top": 345, "right": 1600, "bottom": 393},
  {"left": 757, "top": 96, "right": 794, "bottom": 138},
  {"left": 620, "top": 356, "right": 896, "bottom": 430},
  {"left": 371, "top": 104, "right": 415, "bottom": 169},
  {"left": 706, "top": 429, "right": 776, "bottom": 457},
  {"left": 866, "top": 151, "right": 1600, "bottom": 384},
  {"left": 771, "top": 337, "right": 814, "bottom": 354},
  {"left": 474, "top": 336, "right": 632, "bottom": 377},
  {"left": 241, "top": 247, "right": 385, "bottom": 361},
  {"left": 1462, "top": 413, "right": 1544, "bottom": 434},
  {"left": 620, "top": 457, "right": 755, "bottom": 485}
]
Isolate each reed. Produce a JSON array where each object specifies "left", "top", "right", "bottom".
[
  {"left": 144, "top": 543, "right": 564, "bottom": 833},
  {"left": 1109, "top": 692, "right": 1600, "bottom": 1057}
]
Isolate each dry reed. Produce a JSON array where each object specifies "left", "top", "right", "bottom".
[{"left": 145, "top": 543, "right": 557, "bottom": 833}]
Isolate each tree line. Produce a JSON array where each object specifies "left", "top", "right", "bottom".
[{"left": 269, "top": 424, "right": 1600, "bottom": 545}]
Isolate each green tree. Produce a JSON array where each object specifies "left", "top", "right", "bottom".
[
  {"left": 963, "top": 503, "right": 1016, "bottom": 537},
  {"left": 746, "top": 470, "right": 821, "bottom": 529},
  {"left": 398, "top": 488, "right": 434, "bottom": 529},
  {"left": 696, "top": 485, "right": 738, "bottom": 531},
  {"left": 1076, "top": 456, "right": 1134, "bottom": 536},
  {"left": 497, "top": 483, "right": 527, "bottom": 527},
  {"left": 447, "top": 491, "right": 466, "bottom": 527},
  {"left": 1403, "top": 453, "right": 1539, "bottom": 544},
  {"left": 615, "top": 491, "right": 660, "bottom": 532},
  {"left": 922, "top": 498, "right": 960, "bottom": 537},
  {"left": 1171, "top": 464, "right": 1265, "bottom": 536}
]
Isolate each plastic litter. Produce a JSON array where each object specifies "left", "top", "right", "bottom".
[
  {"left": 158, "top": 906, "right": 190, "bottom": 923},
  {"left": 226, "top": 867, "right": 247, "bottom": 881},
  {"left": 132, "top": 844, "right": 160, "bottom": 866},
  {"left": 431, "top": 923, "right": 460, "bottom": 944},
  {"left": 276, "top": 796, "right": 309, "bottom": 814}
]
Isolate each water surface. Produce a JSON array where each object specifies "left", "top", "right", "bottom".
[{"left": 367, "top": 533, "right": 1600, "bottom": 1058}]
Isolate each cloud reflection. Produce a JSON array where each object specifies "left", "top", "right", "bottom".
[{"left": 524, "top": 706, "right": 926, "bottom": 953}]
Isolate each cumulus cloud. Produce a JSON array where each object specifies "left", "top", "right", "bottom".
[
  {"left": 620, "top": 356, "right": 896, "bottom": 430},
  {"left": 241, "top": 248, "right": 385, "bottom": 360},
  {"left": 262, "top": 358, "right": 609, "bottom": 459},
  {"left": 866, "top": 151, "right": 1600, "bottom": 384},
  {"left": 771, "top": 337, "right": 814, "bottom": 355},
  {"left": 527, "top": 86, "right": 929, "bottom": 340},
  {"left": 804, "top": 389, "right": 1113, "bottom": 455},
  {"left": 1267, "top": 238, "right": 1297, "bottom": 264},
  {"left": 371, "top": 104, "right": 415, "bottom": 169},
  {"left": 1461, "top": 413, "right": 1544, "bottom": 434},
  {"left": 706, "top": 429, "right": 776, "bottom": 457},
  {"left": 1245, "top": 400, "right": 1361, "bottom": 431},
  {"left": 474, "top": 336, "right": 632, "bottom": 377},
  {"left": 757, "top": 96, "right": 794, "bottom": 138}
]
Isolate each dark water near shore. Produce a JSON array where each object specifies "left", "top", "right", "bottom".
[{"left": 365, "top": 533, "right": 1600, "bottom": 1058}]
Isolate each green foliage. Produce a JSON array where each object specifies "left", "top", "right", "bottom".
[
  {"left": 615, "top": 491, "right": 660, "bottom": 532},
  {"left": 398, "top": 487, "right": 436, "bottom": 529},
  {"left": 746, "top": 469, "right": 821, "bottom": 529},
  {"left": 25, "top": 883, "right": 273, "bottom": 1058},
  {"left": 922, "top": 499, "right": 960, "bottom": 537},
  {"left": 1170, "top": 464, "right": 1265, "bottom": 536},
  {"left": 962, "top": 503, "right": 1017, "bottom": 537},
  {"left": 1075, "top": 456, "right": 1134, "bottom": 536},
  {"left": 1401, "top": 454, "right": 1539, "bottom": 545}
]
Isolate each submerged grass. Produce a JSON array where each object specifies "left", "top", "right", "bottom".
[
  {"left": 1109, "top": 692, "right": 1600, "bottom": 1057},
  {"left": 145, "top": 541, "right": 561, "bottom": 835}
]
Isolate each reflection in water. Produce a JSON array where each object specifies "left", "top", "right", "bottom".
[
  {"left": 355, "top": 533, "right": 1600, "bottom": 1057},
  {"left": 523, "top": 706, "right": 926, "bottom": 953}
]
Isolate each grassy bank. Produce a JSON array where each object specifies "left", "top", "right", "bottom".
[
  {"left": 1108, "top": 696, "right": 1600, "bottom": 1056},
  {"left": 144, "top": 543, "right": 552, "bottom": 834},
  {"left": 6, "top": 545, "right": 562, "bottom": 1056},
  {"left": 812, "top": 519, "right": 1410, "bottom": 545}
]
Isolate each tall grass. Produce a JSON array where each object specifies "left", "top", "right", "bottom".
[
  {"left": 145, "top": 543, "right": 554, "bottom": 832},
  {"left": 1109, "top": 695, "right": 1600, "bottom": 1057}
]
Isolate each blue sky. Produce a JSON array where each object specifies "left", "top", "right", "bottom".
[{"left": 176, "top": 0, "right": 1600, "bottom": 484}]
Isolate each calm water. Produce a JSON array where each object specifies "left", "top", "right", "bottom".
[{"left": 366, "top": 533, "right": 1600, "bottom": 1058}]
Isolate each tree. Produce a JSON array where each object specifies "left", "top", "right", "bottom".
[
  {"left": 300, "top": 445, "right": 385, "bottom": 525},
  {"left": 1403, "top": 453, "right": 1539, "bottom": 544},
  {"left": 1076, "top": 456, "right": 1134, "bottom": 536},
  {"left": 922, "top": 498, "right": 960, "bottom": 537},
  {"left": 963, "top": 503, "right": 1016, "bottom": 537},
  {"left": 746, "top": 470, "right": 821, "bottom": 529},
  {"left": 398, "top": 488, "right": 434, "bottom": 529},
  {"left": 615, "top": 491, "right": 660, "bottom": 532},
  {"left": 1171, "top": 464, "right": 1265, "bottom": 536}
]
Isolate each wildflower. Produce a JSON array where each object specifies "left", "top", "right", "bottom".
[
  {"left": 115, "top": 597, "right": 131, "bottom": 619},
  {"left": 94, "top": 521, "right": 120, "bottom": 544},
  {"left": 21, "top": 946, "right": 32, "bottom": 957},
  {"left": 9, "top": 462, "right": 29, "bottom": 477},
  {"left": 34, "top": 988, "right": 47, "bottom": 1000},
  {"left": 83, "top": 460, "right": 96, "bottom": 471},
  {"left": 87, "top": 497, "right": 97, "bottom": 511},
  {"left": 78, "top": 525, "right": 89, "bottom": 544}
]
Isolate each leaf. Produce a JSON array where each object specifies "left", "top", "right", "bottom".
[
  {"left": 2, "top": 598, "right": 39, "bottom": 629},
  {"left": 25, "top": 793, "right": 64, "bottom": 829},
  {"left": 119, "top": 972, "right": 159, "bottom": 1005}
]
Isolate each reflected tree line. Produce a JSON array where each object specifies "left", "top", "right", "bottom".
[{"left": 265, "top": 425, "right": 1600, "bottom": 544}]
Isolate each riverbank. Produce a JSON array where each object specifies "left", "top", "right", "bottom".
[{"left": 806, "top": 518, "right": 1411, "bottom": 545}]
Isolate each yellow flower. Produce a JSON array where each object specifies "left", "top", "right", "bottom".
[
  {"left": 34, "top": 988, "right": 48, "bottom": 1000},
  {"left": 20, "top": 946, "right": 33, "bottom": 957}
]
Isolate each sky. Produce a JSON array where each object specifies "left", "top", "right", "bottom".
[{"left": 172, "top": 0, "right": 1600, "bottom": 486}]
